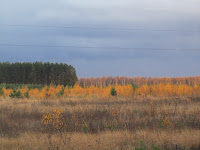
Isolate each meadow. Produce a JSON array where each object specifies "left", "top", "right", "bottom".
[{"left": 0, "top": 78, "right": 200, "bottom": 150}]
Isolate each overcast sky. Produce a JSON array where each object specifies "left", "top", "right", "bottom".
[{"left": 0, "top": 0, "right": 200, "bottom": 77}]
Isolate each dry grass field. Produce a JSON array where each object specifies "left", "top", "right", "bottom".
[{"left": 0, "top": 96, "right": 200, "bottom": 150}]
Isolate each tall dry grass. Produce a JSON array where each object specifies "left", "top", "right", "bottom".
[
  {"left": 1, "top": 130, "right": 200, "bottom": 150},
  {"left": 0, "top": 97, "right": 200, "bottom": 149}
]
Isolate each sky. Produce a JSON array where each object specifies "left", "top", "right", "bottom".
[{"left": 0, "top": 0, "right": 200, "bottom": 77}]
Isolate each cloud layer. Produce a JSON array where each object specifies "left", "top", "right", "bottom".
[{"left": 0, "top": 0, "right": 200, "bottom": 77}]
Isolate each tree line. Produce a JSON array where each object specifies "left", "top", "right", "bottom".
[
  {"left": 0, "top": 62, "right": 78, "bottom": 86},
  {"left": 78, "top": 76, "right": 200, "bottom": 87}
]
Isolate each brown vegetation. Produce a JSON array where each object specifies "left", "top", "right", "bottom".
[{"left": 0, "top": 97, "right": 200, "bottom": 149}]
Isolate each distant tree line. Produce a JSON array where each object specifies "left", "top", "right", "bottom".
[
  {"left": 78, "top": 76, "right": 200, "bottom": 87},
  {"left": 0, "top": 62, "right": 78, "bottom": 86}
]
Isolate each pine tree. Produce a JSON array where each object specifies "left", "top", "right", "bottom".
[
  {"left": 49, "top": 67, "right": 55, "bottom": 85},
  {"left": 30, "top": 65, "right": 36, "bottom": 84},
  {"left": 111, "top": 87, "right": 117, "bottom": 96},
  {"left": 0, "top": 62, "right": 78, "bottom": 86}
]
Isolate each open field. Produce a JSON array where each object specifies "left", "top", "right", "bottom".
[{"left": 0, "top": 97, "right": 200, "bottom": 150}]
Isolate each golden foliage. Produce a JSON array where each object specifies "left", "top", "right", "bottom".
[
  {"left": 42, "top": 106, "right": 66, "bottom": 130},
  {"left": 1, "top": 82, "right": 200, "bottom": 99},
  {"left": 2, "top": 88, "right": 13, "bottom": 96}
]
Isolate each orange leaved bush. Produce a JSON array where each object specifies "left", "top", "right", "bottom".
[{"left": 1, "top": 82, "right": 200, "bottom": 99}]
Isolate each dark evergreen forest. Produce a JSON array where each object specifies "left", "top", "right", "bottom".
[{"left": 0, "top": 62, "right": 78, "bottom": 86}]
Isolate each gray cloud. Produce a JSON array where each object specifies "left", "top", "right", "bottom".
[{"left": 0, "top": 0, "right": 200, "bottom": 77}]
